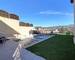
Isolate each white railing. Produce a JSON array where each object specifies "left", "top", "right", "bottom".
[{"left": 12, "top": 44, "right": 22, "bottom": 60}]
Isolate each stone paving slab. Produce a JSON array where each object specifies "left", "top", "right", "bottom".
[
  {"left": 0, "top": 40, "right": 18, "bottom": 60},
  {"left": 21, "top": 48, "right": 46, "bottom": 60}
]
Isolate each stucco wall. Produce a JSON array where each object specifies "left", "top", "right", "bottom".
[
  {"left": 0, "top": 16, "right": 19, "bottom": 37},
  {"left": 0, "top": 16, "right": 34, "bottom": 39},
  {"left": 19, "top": 26, "right": 34, "bottom": 39}
]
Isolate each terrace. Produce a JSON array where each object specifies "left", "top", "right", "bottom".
[{"left": 0, "top": 0, "right": 74, "bottom": 60}]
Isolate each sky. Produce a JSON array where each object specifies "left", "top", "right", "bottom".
[{"left": 0, "top": 0, "right": 74, "bottom": 27}]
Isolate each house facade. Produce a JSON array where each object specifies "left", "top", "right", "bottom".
[{"left": 0, "top": 10, "right": 34, "bottom": 40}]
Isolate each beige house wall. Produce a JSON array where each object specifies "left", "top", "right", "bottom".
[
  {"left": 19, "top": 26, "right": 34, "bottom": 39},
  {"left": 0, "top": 16, "right": 34, "bottom": 39},
  {"left": 0, "top": 16, "right": 19, "bottom": 37}
]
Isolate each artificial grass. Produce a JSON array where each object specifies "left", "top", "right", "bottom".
[{"left": 26, "top": 35, "right": 75, "bottom": 60}]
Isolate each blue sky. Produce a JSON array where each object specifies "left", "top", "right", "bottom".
[{"left": 0, "top": 0, "right": 73, "bottom": 27}]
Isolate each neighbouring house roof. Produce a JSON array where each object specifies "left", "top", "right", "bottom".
[
  {"left": 19, "top": 22, "right": 33, "bottom": 27},
  {"left": 0, "top": 10, "right": 19, "bottom": 20},
  {"left": 10, "top": 14, "right": 19, "bottom": 20},
  {"left": 0, "top": 10, "right": 9, "bottom": 18},
  {"left": 0, "top": 10, "right": 8, "bottom": 14}
]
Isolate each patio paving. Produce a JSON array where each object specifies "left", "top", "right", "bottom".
[
  {"left": 0, "top": 35, "right": 54, "bottom": 60},
  {"left": 0, "top": 40, "right": 18, "bottom": 60},
  {"left": 21, "top": 48, "right": 46, "bottom": 60}
]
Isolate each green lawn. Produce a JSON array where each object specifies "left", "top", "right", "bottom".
[{"left": 26, "top": 35, "right": 75, "bottom": 60}]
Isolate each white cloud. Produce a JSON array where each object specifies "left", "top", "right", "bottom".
[{"left": 39, "top": 10, "right": 73, "bottom": 16}]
